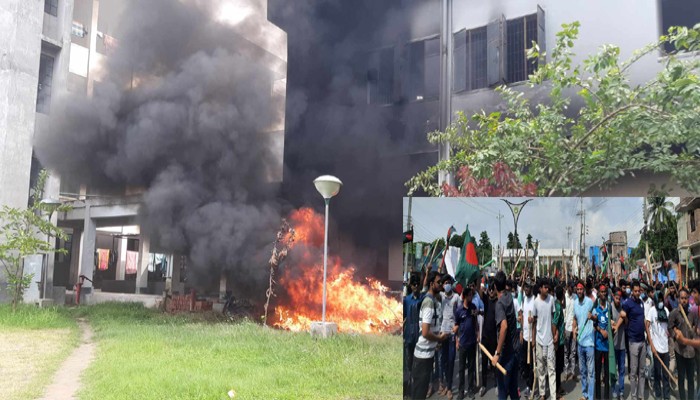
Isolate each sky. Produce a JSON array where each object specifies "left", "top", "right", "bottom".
[{"left": 402, "top": 197, "right": 681, "bottom": 251}]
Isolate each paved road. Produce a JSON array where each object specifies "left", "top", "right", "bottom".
[{"left": 421, "top": 353, "right": 678, "bottom": 400}]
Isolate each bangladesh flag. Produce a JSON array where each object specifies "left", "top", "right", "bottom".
[{"left": 455, "top": 225, "right": 481, "bottom": 286}]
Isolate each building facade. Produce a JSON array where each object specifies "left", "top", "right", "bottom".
[
  {"left": 677, "top": 197, "right": 700, "bottom": 279},
  {"left": 0, "top": 0, "right": 287, "bottom": 304}
]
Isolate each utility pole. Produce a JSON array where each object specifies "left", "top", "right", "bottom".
[
  {"left": 566, "top": 226, "right": 572, "bottom": 250},
  {"left": 497, "top": 212, "right": 503, "bottom": 271},
  {"left": 577, "top": 198, "right": 586, "bottom": 275},
  {"left": 403, "top": 197, "right": 412, "bottom": 296},
  {"left": 438, "top": 0, "right": 453, "bottom": 187}
]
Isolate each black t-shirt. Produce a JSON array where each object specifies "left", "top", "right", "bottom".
[
  {"left": 483, "top": 296, "right": 498, "bottom": 350},
  {"left": 495, "top": 291, "right": 518, "bottom": 359}
]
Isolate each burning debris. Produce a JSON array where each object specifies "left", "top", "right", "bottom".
[
  {"left": 263, "top": 220, "right": 296, "bottom": 325},
  {"left": 273, "top": 208, "right": 402, "bottom": 334}
]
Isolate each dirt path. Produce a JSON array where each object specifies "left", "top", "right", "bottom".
[{"left": 36, "top": 319, "right": 96, "bottom": 400}]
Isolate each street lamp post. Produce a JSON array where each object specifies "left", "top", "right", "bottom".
[{"left": 313, "top": 175, "right": 342, "bottom": 328}]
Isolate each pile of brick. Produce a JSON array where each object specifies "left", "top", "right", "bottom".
[{"left": 166, "top": 290, "right": 213, "bottom": 312}]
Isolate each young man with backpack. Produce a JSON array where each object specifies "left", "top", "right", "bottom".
[{"left": 412, "top": 271, "right": 450, "bottom": 400}]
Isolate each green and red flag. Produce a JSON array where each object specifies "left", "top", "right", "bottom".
[
  {"left": 455, "top": 225, "right": 481, "bottom": 286},
  {"left": 607, "top": 306, "right": 617, "bottom": 388}
]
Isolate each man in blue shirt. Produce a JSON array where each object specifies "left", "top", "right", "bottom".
[
  {"left": 620, "top": 280, "right": 647, "bottom": 400},
  {"left": 592, "top": 285, "right": 610, "bottom": 400},
  {"left": 454, "top": 287, "right": 479, "bottom": 400},
  {"left": 573, "top": 281, "right": 595, "bottom": 400},
  {"left": 403, "top": 276, "right": 425, "bottom": 396}
]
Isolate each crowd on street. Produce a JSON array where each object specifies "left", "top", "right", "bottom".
[{"left": 403, "top": 266, "right": 700, "bottom": 400}]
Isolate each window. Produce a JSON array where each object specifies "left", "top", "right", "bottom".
[
  {"left": 506, "top": 14, "right": 538, "bottom": 83},
  {"left": 454, "top": 26, "right": 488, "bottom": 92},
  {"left": 691, "top": 210, "right": 697, "bottom": 232},
  {"left": 367, "top": 47, "right": 394, "bottom": 105},
  {"left": 407, "top": 36, "right": 440, "bottom": 101},
  {"left": 44, "top": 0, "right": 58, "bottom": 16},
  {"left": 37, "top": 53, "right": 55, "bottom": 114},
  {"left": 71, "top": 22, "right": 87, "bottom": 38},
  {"left": 661, "top": 0, "right": 700, "bottom": 53}
]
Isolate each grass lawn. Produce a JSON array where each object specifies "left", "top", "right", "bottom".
[
  {"left": 0, "top": 304, "right": 79, "bottom": 400},
  {"left": 73, "top": 303, "right": 401, "bottom": 400}
]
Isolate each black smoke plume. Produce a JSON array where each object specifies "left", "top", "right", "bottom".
[{"left": 36, "top": 0, "right": 285, "bottom": 293}]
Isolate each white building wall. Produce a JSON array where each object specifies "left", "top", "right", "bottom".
[{"left": 0, "top": 0, "right": 44, "bottom": 211}]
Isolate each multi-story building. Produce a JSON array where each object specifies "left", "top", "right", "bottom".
[
  {"left": 677, "top": 197, "right": 700, "bottom": 280},
  {"left": 0, "top": 0, "right": 287, "bottom": 304},
  {"left": 270, "top": 0, "right": 700, "bottom": 288}
]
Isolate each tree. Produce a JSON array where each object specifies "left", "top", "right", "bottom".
[
  {"left": 477, "top": 231, "right": 492, "bottom": 265},
  {"left": 526, "top": 234, "right": 534, "bottom": 250},
  {"left": 631, "top": 219, "right": 679, "bottom": 264},
  {"left": 407, "top": 22, "right": 700, "bottom": 197},
  {"left": 647, "top": 197, "right": 675, "bottom": 232},
  {"left": 449, "top": 233, "right": 464, "bottom": 248},
  {"left": 507, "top": 232, "right": 522, "bottom": 250},
  {"left": 0, "top": 171, "right": 68, "bottom": 311}
]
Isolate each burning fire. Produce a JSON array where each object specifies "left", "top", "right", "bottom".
[{"left": 274, "top": 208, "right": 402, "bottom": 334}]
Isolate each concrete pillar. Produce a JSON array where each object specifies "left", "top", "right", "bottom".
[
  {"left": 116, "top": 237, "right": 127, "bottom": 280},
  {"left": 136, "top": 236, "right": 150, "bottom": 294},
  {"left": 0, "top": 0, "right": 43, "bottom": 211},
  {"left": 79, "top": 206, "right": 96, "bottom": 302},
  {"left": 43, "top": 174, "right": 61, "bottom": 300},
  {"left": 171, "top": 255, "right": 182, "bottom": 295},
  {"left": 68, "top": 227, "right": 82, "bottom": 287},
  {"left": 219, "top": 270, "right": 227, "bottom": 301}
]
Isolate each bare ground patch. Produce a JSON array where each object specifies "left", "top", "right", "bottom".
[{"left": 0, "top": 328, "right": 75, "bottom": 400}]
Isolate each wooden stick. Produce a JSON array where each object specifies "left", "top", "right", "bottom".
[
  {"left": 478, "top": 342, "right": 507, "bottom": 375},
  {"left": 530, "top": 343, "right": 537, "bottom": 400},
  {"left": 678, "top": 299, "right": 694, "bottom": 333},
  {"left": 527, "top": 312, "right": 532, "bottom": 365},
  {"left": 652, "top": 350, "right": 678, "bottom": 385}
]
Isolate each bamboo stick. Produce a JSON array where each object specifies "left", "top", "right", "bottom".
[
  {"left": 527, "top": 311, "right": 532, "bottom": 365},
  {"left": 652, "top": 350, "right": 678, "bottom": 385},
  {"left": 478, "top": 343, "right": 507, "bottom": 375}
]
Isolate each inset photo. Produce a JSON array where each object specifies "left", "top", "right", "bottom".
[{"left": 403, "top": 197, "right": 699, "bottom": 400}]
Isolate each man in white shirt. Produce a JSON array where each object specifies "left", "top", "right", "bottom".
[
  {"left": 439, "top": 275, "right": 460, "bottom": 399},
  {"left": 564, "top": 283, "right": 577, "bottom": 380},
  {"left": 519, "top": 281, "right": 536, "bottom": 398},
  {"left": 646, "top": 291, "right": 671, "bottom": 400},
  {"left": 530, "top": 279, "right": 557, "bottom": 400},
  {"left": 412, "top": 271, "right": 449, "bottom": 399}
]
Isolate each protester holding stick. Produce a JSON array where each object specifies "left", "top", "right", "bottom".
[
  {"left": 572, "top": 281, "right": 595, "bottom": 400},
  {"left": 519, "top": 282, "right": 536, "bottom": 398},
  {"left": 491, "top": 271, "right": 519, "bottom": 400},
  {"left": 669, "top": 287, "right": 697, "bottom": 400}
]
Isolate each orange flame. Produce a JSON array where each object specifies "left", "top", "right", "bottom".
[{"left": 274, "top": 208, "right": 402, "bottom": 334}]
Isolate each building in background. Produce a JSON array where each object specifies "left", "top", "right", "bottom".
[
  {"left": 270, "top": 0, "right": 700, "bottom": 288},
  {"left": 0, "top": 0, "right": 287, "bottom": 305},
  {"left": 677, "top": 197, "right": 700, "bottom": 280}
]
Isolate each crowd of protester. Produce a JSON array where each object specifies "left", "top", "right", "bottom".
[{"left": 403, "top": 265, "right": 700, "bottom": 400}]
